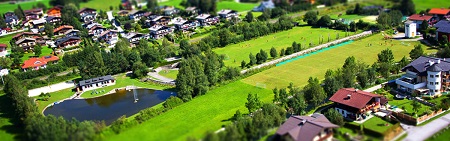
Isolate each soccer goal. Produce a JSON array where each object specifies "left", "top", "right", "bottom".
[{"left": 256, "top": 83, "right": 266, "bottom": 89}]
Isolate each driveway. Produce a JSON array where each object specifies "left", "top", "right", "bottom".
[
  {"left": 28, "top": 81, "right": 75, "bottom": 97},
  {"left": 403, "top": 112, "right": 450, "bottom": 141}
]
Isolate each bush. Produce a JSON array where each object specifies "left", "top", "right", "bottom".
[
  {"left": 134, "top": 107, "right": 165, "bottom": 123},
  {"left": 110, "top": 115, "right": 138, "bottom": 134},
  {"left": 163, "top": 96, "right": 184, "bottom": 109}
]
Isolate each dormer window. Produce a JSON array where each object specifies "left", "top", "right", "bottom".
[{"left": 34, "top": 61, "right": 41, "bottom": 64}]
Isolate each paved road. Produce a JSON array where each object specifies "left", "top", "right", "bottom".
[
  {"left": 403, "top": 112, "right": 450, "bottom": 141},
  {"left": 241, "top": 31, "right": 373, "bottom": 74},
  {"left": 147, "top": 67, "right": 177, "bottom": 83},
  {"left": 28, "top": 81, "right": 75, "bottom": 97}
]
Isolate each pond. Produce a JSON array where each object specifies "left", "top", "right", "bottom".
[{"left": 43, "top": 88, "right": 176, "bottom": 124}]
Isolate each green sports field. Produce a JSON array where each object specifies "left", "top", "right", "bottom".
[
  {"left": 103, "top": 81, "right": 273, "bottom": 141},
  {"left": 242, "top": 34, "right": 436, "bottom": 89},
  {"left": 0, "top": 0, "right": 50, "bottom": 14},
  {"left": 213, "top": 26, "right": 352, "bottom": 67},
  {"left": 159, "top": 0, "right": 257, "bottom": 12},
  {"left": 80, "top": 0, "right": 121, "bottom": 11}
]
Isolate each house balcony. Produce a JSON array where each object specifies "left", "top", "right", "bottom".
[{"left": 396, "top": 77, "right": 426, "bottom": 90}]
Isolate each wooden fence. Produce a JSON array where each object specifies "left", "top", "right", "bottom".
[{"left": 392, "top": 108, "right": 443, "bottom": 125}]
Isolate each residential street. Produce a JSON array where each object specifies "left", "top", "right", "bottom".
[{"left": 403, "top": 112, "right": 450, "bottom": 141}]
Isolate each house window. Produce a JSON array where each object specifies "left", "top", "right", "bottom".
[
  {"left": 436, "top": 75, "right": 439, "bottom": 77},
  {"left": 430, "top": 75, "right": 434, "bottom": 78},
  {"left": 430, "top": 82, "right": 433, "bottom": 85},
  {"left": 436, "top": 82, "right": 439, "bottom": 85},
  {"left": 435, "top": 90, "right": 438, "bottom": 92}
]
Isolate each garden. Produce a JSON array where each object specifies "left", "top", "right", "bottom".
[
  {"left": 242, "top": 33, "right": 435, "bottom": 89},
  {"left": 0, "top": 0, "right": 50, "bottom": 13}
]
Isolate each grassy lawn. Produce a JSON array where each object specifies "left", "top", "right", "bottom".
[
  {"left": 103, "top": 81, "right": 273, "bottom": 141},
  {"left": 21, "top": 46, "right": 53, "bottom": 61},
  {"left": 158, "top": 70, "right": 178, "bottom": 80},
  {"left": 217, "top": 1, "right": 258, "bottom": 12},
  {"left": 0, "top": 34, "right": 14, "bottom": 45},
  {"left": 412, "top": 0, "right": 450, "bottom": 12},
  {"left": 426, "top": 126, "right": 450, "bottom": 141},
  {"left": 330, "top": 14, "right": 367, "bottom": 21},
  {"left": 81, "top": 74, "right": 169, "bottom": 99},
  {"left": 242, "top": 33, "right": 436, "bottom": 89},
  {"left": 80, "top": 0, "right": 121, "bottom": 11},
  {"left": 362, "top": 117, "right": 392, "bottom": 133},
  {"left": 214, "top": 26, "right": 352, "bottom": 67},
  {"left": 0, "top": 0, "right": 50, "bottom": 14},
  {"left": 159, "top": 0, "right": 184, "bottom": 9}
]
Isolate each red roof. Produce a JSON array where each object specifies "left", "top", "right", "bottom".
[
  {"left": 329, "top": 88, "right": 384, "bottom": 109},
  {"left": 53, "top": 25, "right": 74, "bottom": 33},
  {"left": 429, "top": 8, "right": 450, "bottom": 15},
  {"left": 408, "top": 14, "right": 433, "bottom": 21},
  {"left": 0, "top": 44, "right": 7, "bottom": 48},
  {"left": 22, "top": 56, "right": 59, "bottom": 69}
]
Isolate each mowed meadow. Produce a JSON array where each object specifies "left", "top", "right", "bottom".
[
  {"left": 213, "top": 26, "right": 352, "bottom": 67},
  {"left": 242, "top": 33, "right": 437, "bottom": 89},
  {"left": 103, "top": 81, "right": 273, "bottom": 141}
]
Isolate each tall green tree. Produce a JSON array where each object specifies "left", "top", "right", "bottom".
[
  {"left": 176, "top": 60, "right": 195, "bottom": 101},
  {"left": 248, "top": 53, "right": 256, "bottom": 66},
  {"left": 324, "top": 108, "right": 344, "bottom": 126},
  {"left": 34, "top": 45, "right": 42, "bottom": 57},
  {"left": 399, "top": 0, "right": 416, "bottom": 16},
  {"left": 0, "top": 15, "right": 6, "bottom": 28},
  {"left": 288, "top": 94, "right": 307, "bottom": 115},
  {"left": 78, "top": 46, "right": 107, "bottom": 79},
  {"left": 303, "top": 77, "right": 327, "bottom": 107},
  {"left": 245, "top": 11, "right": 253, "bottom": 23},
  {"left": 323, "top": 69, "right": 342, "bottom": 96},
  {"left": 420, "top": 19, "right": 429, "bottom": 32},
  {"left": 131, "top": 61, "right": 148, "bottom": 78},
  {"left": 245, "top": 93, "right": 262, "bottom": 113},
  {"left": 44, "top": 23, "right": 54, "bottom": 38},
  {"left": 378, "top": 48, "right": 394, "bottom": 63},
  {"left": 146, "top": 0, "right": 159, "bottom": 11},
  {"left": 304, "top": 11, "right": 318, "bottom": 26},
  {"left": 14, "top": 5, "right": 25, "bottom": 20},
  {"left": 317, "top": 15, "right": 332, "bottom": 27},
  {"left": 409, "top": 44, "right": 424, "bottom": 59}
]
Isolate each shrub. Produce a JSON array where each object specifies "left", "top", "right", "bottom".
[
  {"left": 163, "top": 96, "right": 184, "bottom": 109},
  {"left": 110, "top": 115, "right": 138, "bottom": 134}
]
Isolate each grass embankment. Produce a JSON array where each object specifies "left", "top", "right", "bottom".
[
  {"left": 412, "top": 0, "right": 450, "bottom": 12},
  {"left": 80, "top": 0, "right": 121, "bottom": 11},
  {"left": 213, "top": 26, "right": 353, "bottom": 67},
  {"left": 158, "top": 70, "right": 178, "bottom": 80},
  {"left": 36, "top": 74, "right": 170, "bottom": 112},
  {"left": 426, "top": 125, "right": 450, "bottom": 141},
  {"left": 0, "top": 0, "right": 50, "bottom": 14},
  {"left": 104, "top": 81, "right": 273, "bottom": 141},
  {"left": 242, "top": 33, "right": 436, "bottom": 89}
]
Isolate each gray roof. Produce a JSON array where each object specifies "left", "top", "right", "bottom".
[
  {"left": 427, "top": 64, "right": 443, "bottom": 72},
  {"left": 78, "top": 75, "right": 114, "bottom": 87},
  {"left": 434, "top": 20, "right": 450, "bottom": 29},
  {"left": 253, "top": 0, "right": 275, "bottom": 12},
  {"left": 64, "top": 29, "right": 80, "bottom": 35},
  {"left": 218, "top": 9, "right": 235, "bottom": 15},
  {"left": 437, "top": 27, "right": 450, "bottom": 33},
  {"left": 55, "top": 36, "right": 81, "bottom": 46},
  {"left": 196, "top": 14, "right": 212, "bottom": 20},
  {"left": 402, "top": 56, "right": 450, "bottom": 74},
  {"left": 276, "top": 114, "right": 339, "bottom": 141},
  {"left": 15, "top": 38, "right": 35, "bottom": 44}
]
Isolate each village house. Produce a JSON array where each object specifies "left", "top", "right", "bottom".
[
  {"left": 24, "top": 8, "right": 43, "bottom": 20},
  {"left": 434, "top": 20, "right": 450, "bottom": 42},
  {"left": 4, "top": 12, "right": 19, "bottom": 27},
  {"left": 22, "top": 56, "right": 59, "bottom": 72},
  {"left": 428, "top": 8, "right": 450, "bottom": 21},
  {"left": 195, "top": 14, "right": 219, "bottom": 26},
  {"left": 149, "top": 25, "right": 173, "bottom": 39},
  {"left": 253, "top": 0, "right": 275, "bottom": 12},
  {"left": 31, "top": 19, "right": 46, "bottom": 29},
  {"left": 125, "top": 32, "right": 145, "bottom": 44},
  {"left": 47, "top": 6, "right": 63, "bottom": 17},
  {"left": 76, "top": 75, "right": 116, "bottom": 92},
  {"left": 98, "top": 30, "right": 119, "bottom": 46},
  {"left": 329, "top": 88, "right": 387, "bottom": 120},
  {"left": 121, "top": 0, "right": 133, "bottom": 10},
  {"left": 13, "top": 32, "right": 39, "bottom": 40},
  {"left": 185, "top": 7, "right": 199, "bottom": 16},
  {"left": 64, "top": 29, "right": 80, "bottom": 37},
  {"left": 88, "top": 25, "right": 107, "bottom": 37},
  {"left": 162, "top": 6, "right": 178, "bottom": 16},
  {"left": 147, "top": 15, "right": 171, "bottom": 26},
  {"left": 78, "top": 7, "right": 97, "bottom": 22},
  {"left": 405, "top": 21, "right": 417, "bottom": 38},
  {"left": 53, "top": 25, "right": 74, "bottom": 36},
  {"left": 0, "top": 44, "right": 8, "bottom": 57},
  {"left": 408, "top": 14, "right": 434, "bottom": 28},
  {"left": 46, "top": 16, "right": 62, "bottom": 25},
  {"left": 117, "top": 10, "right": 130, "bottom": 16},
  {"left": 395, "top": 56, "right": 450, "bottom": 97},
  {"left": 129, "top": 10, "right": 147, "bottom": 21},
  {"left": 15, "top": 38, "right": 36, "bottom": 51},
  {"left": 275, "top": 114, "right": 339, "bottom": 141},
  {"left": 173, "top": 18, "right": 198, "bottom": 31},
  {"left": 55, "top": 36, "right": 81, "bottom": 49},
  {"left": 218, "top": 9, "right": 238, "bottom": 20}
]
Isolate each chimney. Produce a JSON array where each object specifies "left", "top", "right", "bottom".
[
  {"left": 354, "top": 89, "right": 358, "bottom": 92},
  {"left": 429, "top": 60, "right": 435, "bottom": 66},
  {"left": 437, "top": 60, "right": 441, "bottom": 64},
  {"left": 347, "top": 94, "right": 351, "bottom": 99}
]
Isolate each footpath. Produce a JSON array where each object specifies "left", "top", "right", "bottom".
[{"left": 241, "top": 31, "right": 373, "bottom": 74}]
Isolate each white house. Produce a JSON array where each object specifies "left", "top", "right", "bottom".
[
  {"left": 77, "top": 75, "right": 116, "bottom": 92},
  {"left": 405, "top": 21, "right": 416, "bottom": 38}
]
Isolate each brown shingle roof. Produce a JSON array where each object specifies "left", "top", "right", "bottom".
[
  {"left": 276, "top": 114, "right": 339, "bottom": 141},
  {"left": 329, "top": 88, "right": 384, "bottom": 109},
  {"left": 408, "top": 14, "right": 433, "bottom": 21},
  {"left": 429, "top": 8, "right": 450, "bottom": 15}
]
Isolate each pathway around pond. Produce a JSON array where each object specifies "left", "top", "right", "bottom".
[{"left": 240, "top": 31, "right": 373, "bottom": 74}]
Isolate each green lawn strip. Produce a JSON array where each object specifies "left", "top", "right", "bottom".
[
  {"left": 0, "top": 34, "right": 14, "bottom": 45},
  {"left": 0, "top": 0, "right": 50, "bottom": 14},
  {"left": 81, "top": 74, "right": 169, "bottom": 99},
  {"left": 0, "top": 92, "right": 23, "bottom": 141},
  {"left": 412, "top": 0, "right": 450, "bottom": 12},
  {"left": 213, "top": 26, "right": 352, "bottom": 67},
  {"left": 159, "top": 0, "right": 184, "bottom": 9},
  {"left": 80, "top": 0, "right": 121, "bottom": 12},
  {"left": 157, "top": 70, "right": 178, "bottom": 80},
  {"left": 217, "top": 1, "right": 258, "bottom": 12},
  {"left": 21, "top": 46, "right": 54, "bottom": 61},
  {"left": 35, "top": 87, "right": 75, "bottom": 112},
  {"left": 104, "top": 81, "right": 273, "bottom": 141},
  {"left": 362, "top": 116, "right": 392, "bottom": 133},
  {"left": 426, "top": 126, "right": 450, "bottom": 141},
  {"left": 242, "top": 33, "right": 436, "bottom": 89},
  {"left": 396, "top": 133, "right": 408, "bottom": 141}
]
